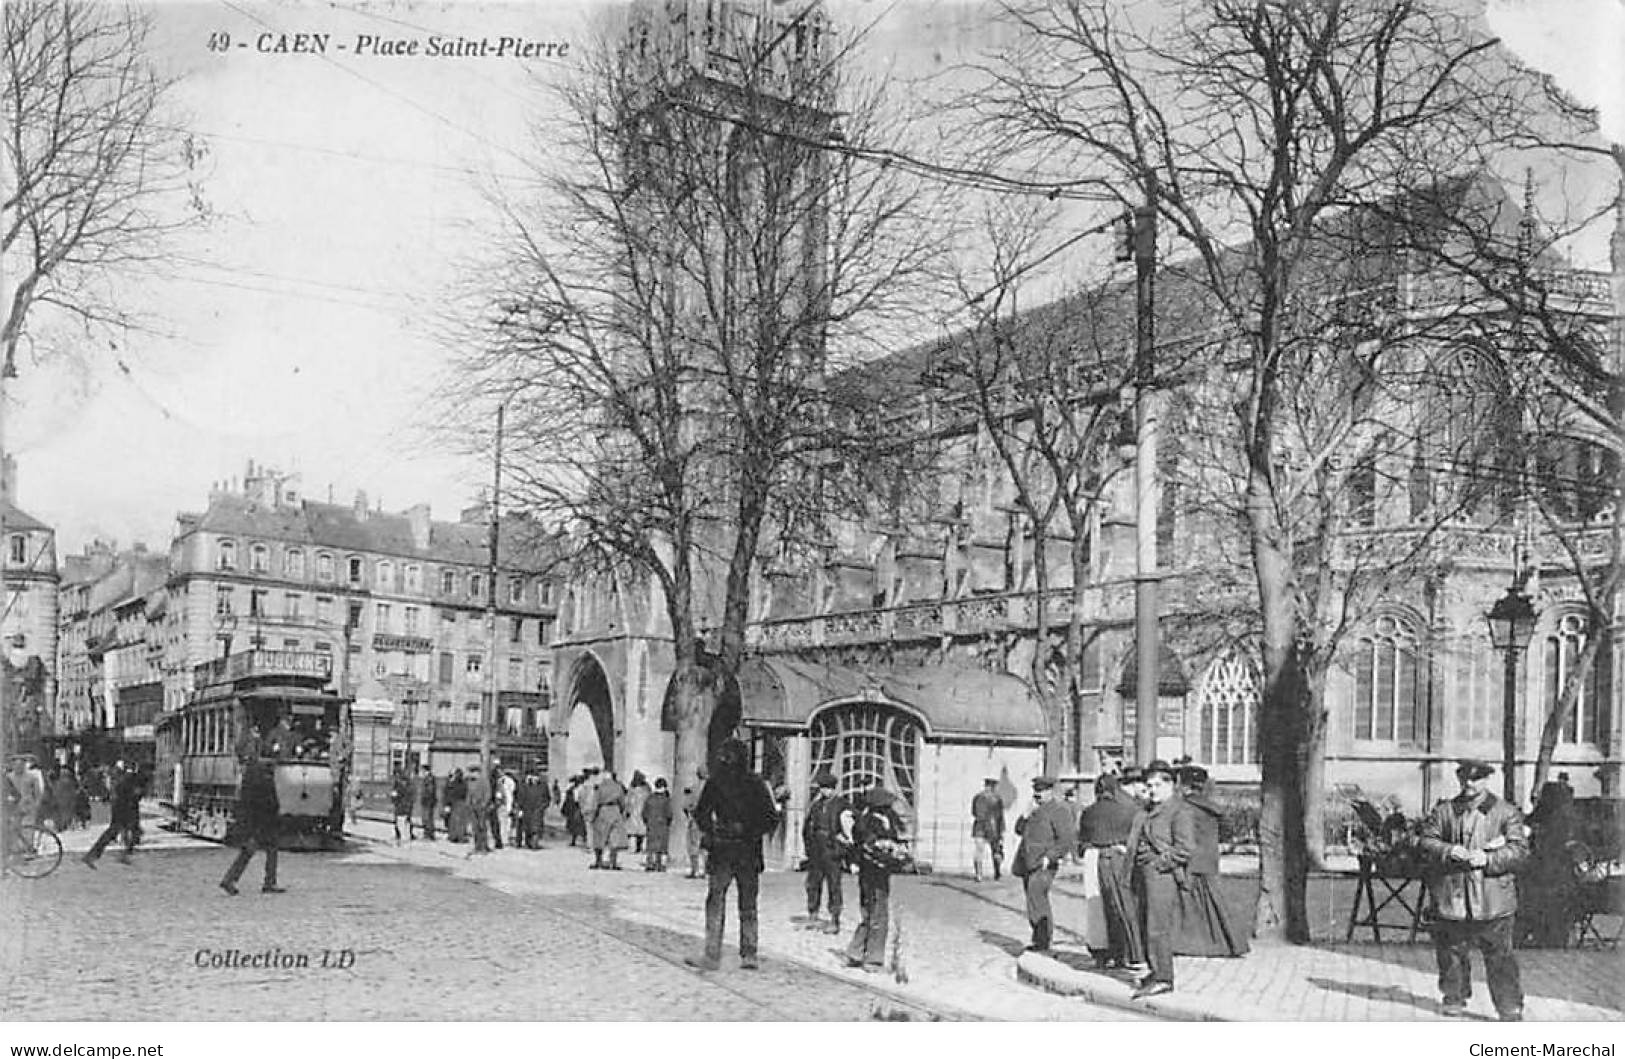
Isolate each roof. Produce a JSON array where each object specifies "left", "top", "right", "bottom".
[
  {"left": 186, "top": 494, "right": 560, "bottom": 569},
  {"left": 737, "top": 656, "right": 1048, "bottom": 743},
  {"left": 0, "top": 499, "right": 51, "bottom": 534}
]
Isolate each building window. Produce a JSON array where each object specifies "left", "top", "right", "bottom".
[
  {"left": 249, "top": 589, "right": 270, "bottom": 617},
  {"left": 439, "top": 651, "right": 454, "bottom": 685},
  {"left": 509, "top": 578, "right": 524, "bottom": 604},
  {"left": 216, "top": 540, "right": 237, "bottom": 571},
  {"left": 347, "top": 601, "right": 364, "bottom": 630},
  {"left": 405, "top": 564, "right": 422, "bottom": 592},
  {"left": 1197, "top": 649, "right": 1260, "bottom": 765},
  {"left": 317, "top": 552, "right": 334, "bottom": 582},
  {"left": 469, "top": 574, "right": 484, "bottom": 600},
  {"left": 1353, "top": 615, "right": 1421, "bottom": 743},
  {"left": 376, "top": 602, "right": 392, "bottom": 632},
  {"left": 440, "top": 569, "right": 456, "bottom": 595},
  {"left": 8, "top": 535, "right": 25, "bottom": 565},
  {"left": 1449, "top": 637, "right": 1501, "bottom": 743},
  {"left": 405, "top": 606, "right": 420, "bottom": 634},
  {"left": 286, "top": 593, "right": 303, "bottom": 619},
  {"left": 215, "top": 587, "right": 233, "bottom": 616},
  {"left": 507, "top": 657, "right": 522, "bottom": 687},
  {"left": 314, "top": 641, "right": 332, "bottom": 655},
  {"left": 283, "top": 638, "right": 300, "bottom": 651},
  {"left": 808, "top": 703, "right": 922, "bottom": 819},
  {"left": 377, "top": 560, "right": 394, "bottom": 589},
  {"left": 440, "top": 608, "right": 456, "bottom": 625},
  {"left": 316, "top": 596, "right": 333, "bottom": 623},
  {"left": 285, "top": 549, "right": 305, "bottom": 578},
  {"left": 1544, "top": 613, "right": 1612, "bottom": 746},
  {"left": 466, "top": 654, "right": 483, "bottom": 676},
  {"left": 249, "top": 543, "right": 269, "bottom": 573},
  {"left": 347, "top": 556, "right": 363, "bottom": 585},
  {"left": 538, "top": 579, "right": 554, "bottom": 606},
  {"left": 510, "top": 617, "right": 523, "bottom": 644},
  {"left": 538, "top": 618, "right": 552, "bottom": 646}
]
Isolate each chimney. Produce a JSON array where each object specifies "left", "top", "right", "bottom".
[
  {"left": 405, "top": 503, "right": 432, "bottom": 550},
  {"left": 353, "top": 490, "right": 368, "bottom": 520},
  {"left": 0, "top": 454, "right": 14, "bottom": 504}
]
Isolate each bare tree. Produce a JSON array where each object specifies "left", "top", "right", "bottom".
[
  {"left": 2, "top": 0, "right": 205, "bottom": 377},
  {"left": 444, "top": 4, "right": 950, "bottom": 807},
  {"left": 962, "top": 0, "right": 1597, "bottom": 942}
]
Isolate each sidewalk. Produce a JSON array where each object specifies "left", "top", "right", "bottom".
[
  {"left": 343, "top": 818, "right": 1620, "bottom": 1022},
  {"left": 339, "top": 816, "right": 1146, "bottom": 1021}
]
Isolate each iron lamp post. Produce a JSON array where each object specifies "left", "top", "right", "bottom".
[{"left": 1486, "top": 585, "right": 1537, "bottom": 804}]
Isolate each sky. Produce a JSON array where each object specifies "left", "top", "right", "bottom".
[{"left": 6, "top": 0, "right": 1622, "bottom": 557}]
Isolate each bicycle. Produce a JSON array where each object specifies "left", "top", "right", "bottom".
[{"left": 2, "top": 820, "right": 64, "bottom": 879}]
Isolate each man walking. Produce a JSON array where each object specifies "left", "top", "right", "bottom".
[
  {"left": 1012, "top": 776, "right": 1076, "bottom": 952},
  {"left": 1079, "top": 772, "right": 1145, "bottom": 971},
  {"left": 220, "top": 735, "right": 284, "bottom": 896},
  {"left": 82, "top": 763, "right": 144, "bottom": 868},
  {"left": 687, "top": 739, "right": 779, "bottom": 972},
  {"left": 801, "top": 768, "right": 851, "bottom": 934},
  {"left": 1417, "top": 759, "right": 1529, "bottom": 1021},
  {"left": 1130, "top": 760, "right": 1195, "bottom": 998},
  {"left": 970, "top": 777, "right": 1005, "bottom": 882}
]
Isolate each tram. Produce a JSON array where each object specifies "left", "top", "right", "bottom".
[{"left": 156, "top": 649, "right": 352, "bottom": 849}]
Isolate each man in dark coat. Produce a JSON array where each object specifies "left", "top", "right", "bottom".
[
  {"left": 1417, "top": 759, "right": 1530, "bottom": 1021},
  {"left": 642, "top": 777, "right": 674, "bottom": 870},
  {"left": 970, "top": 777, "right": 1005, "bottom": 881},
  {"left": 1172, "top": 765, "right": 1249, "bottom": 957},
  {"left": 1129, "top": 760, "right": 1195, "bottom": 998},
  {"left": 465, "top": 766, "right": 492, "bottom": 856},
  {"left": 844, "top": 784, "right": 906, "bottom": 971},
  {"left": 801, "top": 768, "right": 852, "bottom": 934},
  {"left": 1012, "top": 776, "right": 1076, "bottom": 952},
  {"left": 418, "top": 765, "right": 439, "bottom": 841},
  {"left": 1079, "top": 772, "right": 1145, "bottom": 970},
  {"left": 81, "top": 763, "right": 144, "bottom": 868},
  {"left": 220, "top": 736, "right": 283, "bottom": 895},
  {"left": 687, "top": 739, "right": 780, "bottom": 971}
]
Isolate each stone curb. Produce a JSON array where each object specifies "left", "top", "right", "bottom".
[{"left": 1015, "top": 951, "right": 1236, "bottom": 1022}]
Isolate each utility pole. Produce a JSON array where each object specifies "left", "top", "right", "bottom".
[
  {"left": 1132, "top": 185, "right": 1160, "bottom": 768},
  {"left": 0, "top": 364, "right": 10, "bottom": 861},
  {"left": 479, "top": 404, "right": 505, "bottom": 777}
]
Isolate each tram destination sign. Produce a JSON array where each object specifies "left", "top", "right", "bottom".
[{"left": 221, "top": 649, "right": 334, "bottom": 682}]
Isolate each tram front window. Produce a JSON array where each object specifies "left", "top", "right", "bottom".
[{"left": 289, "top": 715, "right": 333, "bottom": 761}]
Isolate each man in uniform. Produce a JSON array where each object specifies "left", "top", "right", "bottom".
[
  {"left": 970, "top": 777, "right": 1006, "bottom": 882},
  {"left": 1012, "top": 776, "right": 1076, "bottom": 952},
  {"left": 1417, "top": 759, "right": 1529, "bottom": 1021},
  {"left": 801, "top": 768, "right": 851, "bottom": 934},
  {"left": 1129, "top": 760, "right": 1194, "bottom": 998}
]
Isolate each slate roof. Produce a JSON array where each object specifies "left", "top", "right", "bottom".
[
  {"left": 184, "top": 494, "right": 559, "bottom": 569},
  {"left": 0, "top": 499, "right": 52, "bottom": 534}
]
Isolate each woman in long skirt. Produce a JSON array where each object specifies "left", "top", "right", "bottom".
[{"left": 1173, "top": 767, "right": 1249, "bottom": 958}]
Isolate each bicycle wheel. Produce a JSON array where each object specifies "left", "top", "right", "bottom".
[{"left": 10, "top": 824, "right": 63, "bottom": 879}]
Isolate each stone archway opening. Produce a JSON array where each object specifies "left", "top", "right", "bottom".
[{"left": 564, "top": 655, "right": 615, "bottom": 776}]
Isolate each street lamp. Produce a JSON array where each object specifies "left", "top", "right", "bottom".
[{"left": 1486, "top": 584, "right": 1537, "bottom": 804}]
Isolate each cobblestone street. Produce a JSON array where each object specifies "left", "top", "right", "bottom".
[{"left": 0, "top": 812, "right": 1144, "bottom": 1022}]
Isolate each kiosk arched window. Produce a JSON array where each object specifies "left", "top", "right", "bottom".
[{"left": 808, "top": 702, "right": 922, "bottom": 814}]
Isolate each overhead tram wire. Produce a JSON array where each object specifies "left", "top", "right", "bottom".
[{"left": 215, "top": 0, "right": 537, "bottom": 176}]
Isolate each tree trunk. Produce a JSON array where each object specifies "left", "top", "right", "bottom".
[
  {"left": 1250, "top": 459, "right": 1313, "bottom": 944},
  {"left": 1302, "top": 674, "right": 1330, "bottom": 872},
  {"left": 669, "top": 655, "right": 719, "bottom": 865}
]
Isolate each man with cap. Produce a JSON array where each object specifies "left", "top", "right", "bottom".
[
  {"left": 970, "top": 777, "right": 1006, "bottom": 882},
  {"left": 1128, "top": 760, "right": 1195, "bottom": 998},
  {"left": 802, "top": 768, "right": 852, "bottom": 934},
  {"left": 1416, "top": 759, "right": 1529, "bottom": 1021},
  {"left": 1012, "top": 776, "right": 1077, "bottom": 952},
  {"left": 1118, "top": 765, "right": 1149, "bottom": 808}
]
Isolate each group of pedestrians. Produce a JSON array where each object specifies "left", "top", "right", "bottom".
[
  {"left": 6, "top": 755, "right": 112, "bottom": 834},
  {"left": 560, "top": 769, "right": 676, "bottom": 871},
  {"left": 390, "top": 763, "right": 554, "bottom": 855},
  {"left": 1009, "top": 761, "right": 1250, "bottom": 1000}
]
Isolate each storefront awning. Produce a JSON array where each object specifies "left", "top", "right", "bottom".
[{"left": 737, "top": 656, "right": 1048, "bottom": 744}]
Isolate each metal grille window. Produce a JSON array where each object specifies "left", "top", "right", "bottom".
[
  {"left": 808, "top": 703, "right": 922, "bottom": 815},
  {"left": 1197, "top": 649, "right": 1260, "bottom": 765},
  {"left": 1353, "top": 616, "right": 1421, "bottom": 743}
]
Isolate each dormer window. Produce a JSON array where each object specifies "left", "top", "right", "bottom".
[
  {"left": 217, "top": 540, "right": 237, "bottom": 571},
  {"left": 377, "top": 560, "right": 394, "bottom": 590},
  {"left": 508, "top": 578, "right": 524, "bottom": 605},
  {"left": 316, "top": 552, "right": 334, "bottom": 582},
  {"left": 469, "top": 574, "right": 484, "bottom": 600},
  {"left": 405, "top": 564, "right": 422, "bottom": 592},
  {"left": 8, "top": 535, "right": 25, "bottom": 565},
  {"left": 347, "top": 556, "right": 363, "bottom": 585},
  {"left": 249, "top": 543, "right": 269, "bottom": 573},
  {"left": 285, "top": 549, "right": 305, "bottom": 578}
]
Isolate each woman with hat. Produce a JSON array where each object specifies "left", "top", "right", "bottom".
[
  {"left": 1171, "top": 765, "right": 1249, "bottom": 958},
  {"left": 1079, "top": 772, "right": 1145, "bottom": 970}
]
